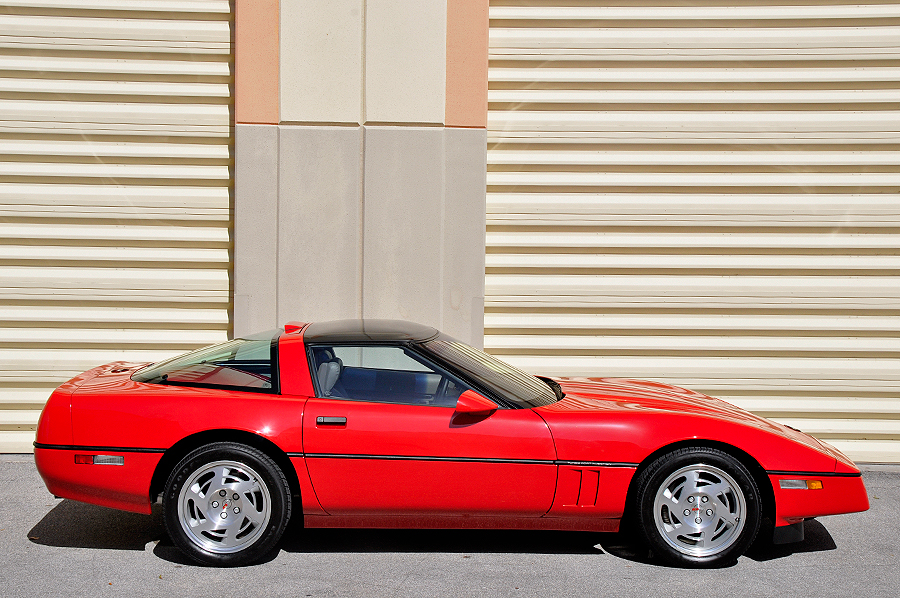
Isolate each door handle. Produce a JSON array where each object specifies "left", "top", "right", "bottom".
[{"left": 316, "top": 416, "right": 347, "bottom": 426}]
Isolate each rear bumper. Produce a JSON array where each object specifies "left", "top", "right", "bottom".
[{"left": 34, "top": 445, "right": 162, "bottom": 514}]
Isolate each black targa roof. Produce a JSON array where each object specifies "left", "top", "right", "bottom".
[{"left": 302, "top": 319, "right": 440, "bottom": 344}]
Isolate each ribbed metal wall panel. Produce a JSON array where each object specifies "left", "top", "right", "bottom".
[
  {"left": 0, "top": 0, "right": 232, "bottom": 452},
  {"left": 487, "top": 1, "right": 900, "bottom": 463}
]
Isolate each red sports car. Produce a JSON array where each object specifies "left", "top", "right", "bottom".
[{"left": 34, "top": 319, "right": 869, "bottom": 567}]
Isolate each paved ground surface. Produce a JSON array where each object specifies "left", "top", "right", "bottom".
[{"left": 2, "top": 455, "right": 898, "bottom": 598}]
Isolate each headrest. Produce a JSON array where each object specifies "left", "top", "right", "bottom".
[{"left": 317, "top": 360, "right": 341, "bottom": 396}]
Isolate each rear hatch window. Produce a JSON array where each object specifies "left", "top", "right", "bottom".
[{"left": 131, "top": 329, "right": 280, "bottom": 393}]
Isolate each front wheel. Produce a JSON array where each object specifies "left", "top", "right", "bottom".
[
  {"left": 163, "top": 442, "right": 291, "bottom": 566},
  {"left": 634, "top": 447, "right": 761, "bottom": 567}
]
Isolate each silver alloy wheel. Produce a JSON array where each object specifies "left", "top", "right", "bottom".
[
  {"left": 652, "top": 463, "right": 747, "bottom": 557},
  {"left": 176, "top": 459, "right": 272, "bottom": 554}
]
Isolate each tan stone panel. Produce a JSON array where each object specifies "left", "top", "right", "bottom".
[
  {"left": 445, "top": 0, "right": 488, "bottom": 128},
  {"left": 235, "top": 0, "right": 279, "bottom": 124}
]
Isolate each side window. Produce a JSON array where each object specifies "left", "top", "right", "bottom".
[{"left": 310, "top": 345, "right": 470, "bottom": 407}]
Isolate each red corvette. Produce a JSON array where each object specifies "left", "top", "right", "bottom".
[{"left": 34, "top": 319, "right": 868, "bottom": 567}]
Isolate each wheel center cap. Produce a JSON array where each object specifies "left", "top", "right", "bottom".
[{"left": 684, "top": 493, "right": 715, "bottom": 528}]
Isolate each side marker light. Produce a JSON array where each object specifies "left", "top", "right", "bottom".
[
  {"left": 779, "top": 479, "right": 823, "bottom": 490},
  {"left": 74, "top": 454, "right": 125, "bottom": 466}
]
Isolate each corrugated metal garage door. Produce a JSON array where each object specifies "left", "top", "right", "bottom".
[
  {"left": 486, "top": 1, "right": 900, "bottom": 463},
  {"left": 0, "top": 0, "right": 232, "bottom": 452}
]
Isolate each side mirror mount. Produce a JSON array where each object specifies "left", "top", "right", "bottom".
[{"left": 454, "top": 389, "right": 497, "bottom": 417}]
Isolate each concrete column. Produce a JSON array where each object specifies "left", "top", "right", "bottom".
[{"left": 234, "top": 0, "right": 488, "bottom": 346}]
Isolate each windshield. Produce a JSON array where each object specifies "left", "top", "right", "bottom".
[
  {"left": 131, "top": 329, "right": 280, "bottom": 393},
  {"left": 421, "top": 336, "right": 559, "bottom": 408}
]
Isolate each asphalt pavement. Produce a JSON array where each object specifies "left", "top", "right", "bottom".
[{"left": 2, "top": 454, "right": 897, "bottom": 598}]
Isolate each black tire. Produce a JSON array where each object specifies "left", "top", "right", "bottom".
[
  {"left": 634, "top": 447, "right": 761, "bottom": 567},
  {"left": 162, "top": 442, "right": 291, "bottom": 566}
]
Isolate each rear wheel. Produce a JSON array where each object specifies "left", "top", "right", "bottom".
[
  {"left": 163, "top": 442, "right": 291, "bottom": 566},
  {"left": 634, "top": 447, "right": 760, "bottom": 567}
]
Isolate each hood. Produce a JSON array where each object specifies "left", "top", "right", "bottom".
[
  {"left": 552, "top": 376, "right": 751, "bottom": 418},
  {"left": 547, "top": 376, "right": 818, "bottom": 443},
  {"left": 534, "top": 376, "right": 855, "bottom": 476}
]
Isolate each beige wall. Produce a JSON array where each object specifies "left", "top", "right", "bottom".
[
  {"left": 280, "top": 0, "right": 362, "bottom": 123},
  {"left": 235, "top": 0, "right": 488, "bottom": 345},
  {"left": 364, "top": 1, "right": 447, "bottom": 123}
]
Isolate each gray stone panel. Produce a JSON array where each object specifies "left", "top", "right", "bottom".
[
  {"left": 361, "top": 127, "right": 486, "bottom": 345},
  {"left": 277, "top": 126, "right": 363, "bottom": 324},
  {"left": 234, "top": 124, "right": 278, "bottom": 338},
  {"left": 362, "top": 127, "right": 444, "bottom": 329},
  {"left": 442, "top": 128, "right": 487, "bottom": 348}
]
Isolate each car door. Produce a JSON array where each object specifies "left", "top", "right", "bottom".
[{"left": 302, "top": 344, "right": 558, "bottom": 517}]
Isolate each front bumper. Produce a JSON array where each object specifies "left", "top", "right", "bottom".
[{"left": 769, "top": 471, "right": 869, "bottom": 529}]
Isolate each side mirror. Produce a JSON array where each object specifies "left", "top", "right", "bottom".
[{"left": 455, "top": 390, "right": 497, "bottom": 417}]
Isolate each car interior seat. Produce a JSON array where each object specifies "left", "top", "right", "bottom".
[{"left": 317, "top": 357, "right": 343, "bottom": 396}]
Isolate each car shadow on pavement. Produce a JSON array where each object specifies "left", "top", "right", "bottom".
[
  {"left": 280, "top": 528, "right": 610, "bottom": 555},
  {"left": 150, "top": 529, "right": 614, "bottom": 568},
  {"left": 597, "top": 518, "right": 837, "bottom": 568},
  {"left": 28, "top": 500, "right": 837, "bottom": 568},
  {"left": 744, "top": 519, "right": 836, "bottom": 562},
  {"left": 27, "top": 499, "right": 166, "bottom": 551}
]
